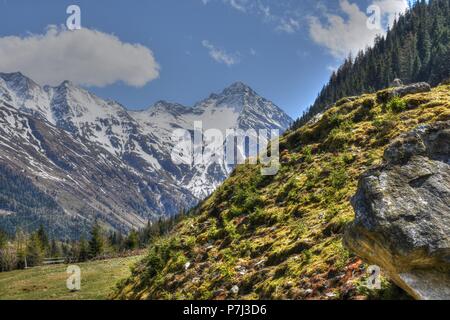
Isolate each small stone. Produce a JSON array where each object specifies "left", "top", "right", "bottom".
[
  {"left": 192, "top": 277, "right": 200, "bottom": 284},
  {"left": 235, "top": 265, "right": 247, "bottom": 275},
  {"left": 255, "top": 260, "right": 265, "bottom": 268},
  {"left": 184, "top": 262, "right": 191, "bottom": 271},
  {"left": 230, "top": 285, "right": 239, "bottom": 295},
  {"left": 391, "top": 78, "right": 403, "bottom": 87}
]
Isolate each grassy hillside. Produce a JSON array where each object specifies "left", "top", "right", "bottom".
[
  {"left": 0, "top": 256, "right": 141, "bottom": 300},
  {"left": 115, "top": 84, "right": 450, "bottom": 300}
]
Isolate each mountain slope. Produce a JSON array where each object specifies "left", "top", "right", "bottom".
[
  {"left": 114, "top": 83, "right": 450, "bottom": 300},
  {"left": 0, "top": 73, "right": 292, "bottom": 237},
  {"left": 0, "top": 99, "right": 193, "bottom": 238}
]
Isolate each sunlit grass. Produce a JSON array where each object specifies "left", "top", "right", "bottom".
[{"left": 0, "top": 255, "right": 142, "bottom": 300}]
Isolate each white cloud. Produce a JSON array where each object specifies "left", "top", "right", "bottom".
[
  {"left": 372, "top": 0, "right": 409, "bottom": 27},
  {"left": 276, "top": 17, "right": 301, "bottom": 34},
  {"left": 208, "top": 1, "right": 303, "bottom": 35},
  {"left": 223, "top": 0, "right": 248, "bottom": 12},
  {"left": 309, "top": 0, "right": 408, "bottom": 59},
  {"left": 0, "top": 25, "right": 160, "bottom": 87},
  {"left": 202, "top": 40, "right": 240, "bottom": 66}
]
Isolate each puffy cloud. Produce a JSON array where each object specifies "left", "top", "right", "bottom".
[
  {"left": 372, "top": 0, "right": 409, "bottom": 27},
  {"left": 0, "top": 25, "right": 160, "bottom": 87},
  {"left": 309, "top": 0, "right": 408, "bottom": 58},
  {"left": 202, "top": 40, "right": 240, "bottom": 66}
]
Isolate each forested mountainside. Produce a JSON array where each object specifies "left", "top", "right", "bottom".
[
  {"left": 114, "top": 83, "right": 450, "bottom": 300},
  {"left": 293, "top": 0, "right": 450, "bottom": 129}
]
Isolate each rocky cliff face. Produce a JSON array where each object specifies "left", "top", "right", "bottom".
[{"left": 345, "top": 121, "right": 450, "bottom": 300}]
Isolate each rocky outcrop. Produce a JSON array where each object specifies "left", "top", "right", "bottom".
[
  {"left": 344, "top": 121, "right": 450, "bottom": 300},
  {"left": 377, "top": 82, "right": 431, "bottom": 103},
  {"left": 391, "top": 78, "right": 404, "bottom": 87}
]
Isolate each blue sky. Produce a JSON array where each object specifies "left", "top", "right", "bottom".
[{"left": 0, "top": 0, "right": 410, "bottom": 118}]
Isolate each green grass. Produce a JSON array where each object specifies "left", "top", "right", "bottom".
[
  {"left": 114, "top": 85, "right": 450, "bottom": 300},
  {"left": 0, "top": 255, "right": 142, "bottom": 300}
]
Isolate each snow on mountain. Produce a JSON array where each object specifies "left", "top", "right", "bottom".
[{"left": 0, "top": 72, "right": 292, "bottom": 236}]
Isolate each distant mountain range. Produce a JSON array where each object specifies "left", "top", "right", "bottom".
[{"left": 0, "top": 72, "right": 292, "bottom": 238}]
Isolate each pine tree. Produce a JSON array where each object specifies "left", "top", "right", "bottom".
[
  {"left": 26, "top": 233, "right": 44, "bottom": 267},
  {"left": 88, "top": 222, "right": 104, "bottom": 258},
  {"left": 79, "top": 237, "right": 89, "bottom": 262},
  {"left": 0, "top": 229, "right": 7, "bottom": 249},
  {"left": 125, "top": 230, "right": 139, "bottom": 250},
  {"left": 49, "top": 239, "right": 62, "bottom": 258},
  {"left": 36, "top": 225, "right": 49, "bottom": 254}
]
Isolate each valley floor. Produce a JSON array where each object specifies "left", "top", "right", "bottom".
[{"left": 0, "top": 255, "right": 142, "bottom": 300}]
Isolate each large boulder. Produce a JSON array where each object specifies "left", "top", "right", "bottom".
[
  {"left": 377, "top": 82, "right": 431, "bottom": 103},
  {"left": 344, "top": 121, "right": 450, "bottom": 300}
]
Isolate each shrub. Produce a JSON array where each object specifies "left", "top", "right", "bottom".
[
  {"left": 376, "top": 89, "right": 394, "bottom": 104},
  {"left": 330, "top": 167, "right": 348, "bottom": 189},
  {"left": 302, "top": 145, "right": 313, "bottom": 163},
  {"left": 353, "top": 99, "right": 375, "bottom": 122},
  {"left": 386, "top": 96, "right": 407, "bottom": 113}
]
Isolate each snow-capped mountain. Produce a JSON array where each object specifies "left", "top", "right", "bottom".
[{"left": 0, "top": 72, "right": 292, "bottom": 237}]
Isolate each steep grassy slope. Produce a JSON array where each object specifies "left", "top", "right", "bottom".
[{"left": 114, "top": 84, "right": 450, "bottom": 300}]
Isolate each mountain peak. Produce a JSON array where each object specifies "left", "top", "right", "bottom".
[
  {"left": 0, "top": 72, "right": 38, "bottom": 88},
  {"left": 0, "top": 71, "right": 25, "bottom": 80},
  {"left": 57, "top": 80, "right": 76, "bottom": 89},
  {"left": 149, "top": 100, "right": 191, "bottom": 115},
  {"left": 222, "top": 81, "right": 254, "bottom": 95}
]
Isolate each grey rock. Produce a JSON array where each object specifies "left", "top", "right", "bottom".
[
  {"left": 377, "top": 82, "right": 432, "bottom": 104},
  {"left": 392, "top": 82, "right": 431, "bottom": 98},
  {"left": 344, "top": 121, "right": 450, "bottom": 300},
  {"left": 230, "top": 285, "right": 239, "bottom": 294},
  {"left": 391, "top": 78, "right": 404, "bottom": 87}
]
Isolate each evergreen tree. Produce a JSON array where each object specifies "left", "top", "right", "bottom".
[
  {"left": 0, "top": 229, "right": 7, "bottom": 249},
  {"left": 78, "top": 237, "right": 89, "bottom": 262},
  {"left": 292, "top": 0, "right": 450, "bottom": 130},
  {"left": 26, "top": 233, "right": 44, "bottom": 267},
  {"left": 125, "top": 230, "right": 139, "bottom": 250},
  {"left": 36, "top": 225, "right": 49, "bottom": 254},
  {"left": 88, "top": 222, "right": 104, "bottom": 258},
  {"left": 49, "top": 239, "right": 62, "bottom": 258}
]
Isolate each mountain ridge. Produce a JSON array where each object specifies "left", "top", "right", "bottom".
[{"left": 0, "top": 72, "right": 292, "bottom": 238}]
